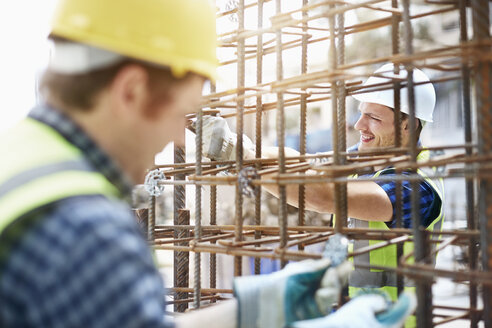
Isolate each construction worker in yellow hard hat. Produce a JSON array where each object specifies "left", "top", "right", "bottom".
[{"left": 0, "top": 0, "right": 217, "bottom": 326}]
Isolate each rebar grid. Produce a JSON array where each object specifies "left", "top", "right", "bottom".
[{"left": 159, "top": 1, "right": 492, "bottom": 326}]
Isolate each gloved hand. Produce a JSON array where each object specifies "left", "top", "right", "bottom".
[
  {"left": 289, "top": 292, "right": 417, "bottom": 328},
  {"left": 309, "top": 151, "right": 332, "bottom": 165},
  {"left": 233, "top": 259, "right": 352, "bottom": 328},
  {"left": 194, "top": 115, "right": 254, "bottom": 161}
]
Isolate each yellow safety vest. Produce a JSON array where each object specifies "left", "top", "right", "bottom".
[
  {"left": 0, "top": 118, "right": 120, "bottom": 237},
  {"left": 347, "top": 150, "right": 444, "bottom": 328}
]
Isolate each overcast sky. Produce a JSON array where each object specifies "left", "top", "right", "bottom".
[{"left": 0, "top": 0, "right": 57, "bottom": 133}]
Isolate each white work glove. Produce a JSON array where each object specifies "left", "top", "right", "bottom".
[
  {"left": 194, "top": 115, "right": 254, "bottom": 161},
  {"left": 233, "top": 259, "right": 352, "bottom": 328},
  {"left": 309, "top": 152, "right": 332, "bottom": 165},
  {"left": 289, "top": 292, "right": 417, "bottom": 328}
]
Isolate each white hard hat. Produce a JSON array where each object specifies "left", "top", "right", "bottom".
[{"left": 352, "top": 63, "right": 436, "bottom": 122}]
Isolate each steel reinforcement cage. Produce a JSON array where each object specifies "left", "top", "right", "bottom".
[{"left": 141, "top": 1, "right": 492, "bottom": 327}]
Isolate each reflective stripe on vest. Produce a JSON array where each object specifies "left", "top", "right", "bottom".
[
  {"left": 0, "top": 118, "right": 120, "bottom": 234},
  {"left": 348, "top": 150, "right": 445, "bottom": 295}
]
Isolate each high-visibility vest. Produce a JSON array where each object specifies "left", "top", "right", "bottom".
[
  {"left": 347, "top": 150, "right": 444, "bottom": 328},
  {"left": 0, "top": 118, "right": 120, "bottom": 237}
]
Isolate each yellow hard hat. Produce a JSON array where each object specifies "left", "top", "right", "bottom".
[{"left": 50, "top": 0, "right": 218, "bottom": 81}]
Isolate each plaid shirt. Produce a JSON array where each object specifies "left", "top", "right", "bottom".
[
  {"left": 347, "top": 143, "right": 441, "bottom": 229},
  {"left": 0, "top": 105, "right": 173, "bottom": 328}
]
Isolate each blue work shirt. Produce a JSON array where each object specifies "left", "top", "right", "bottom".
[{"left": 347, "top": 143, "right": 441, "bottom": 229}]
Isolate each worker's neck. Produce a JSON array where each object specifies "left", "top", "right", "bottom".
[{"left": 371, "top": 138, "right": 416, "bottom": 172}]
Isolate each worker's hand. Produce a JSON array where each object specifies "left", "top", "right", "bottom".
[
  {"left": 288, "top": 292, "right": 417, "bottom": 328},
  {"left": 233, "top": 259, "right": 352, "bottom": 328},
  {"left": 194, "top": 115, "right": 254, "bottom": 161}
]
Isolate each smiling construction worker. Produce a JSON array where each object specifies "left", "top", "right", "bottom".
[{"left": 199, "top": 63, "right": 444, "bottom": 328}]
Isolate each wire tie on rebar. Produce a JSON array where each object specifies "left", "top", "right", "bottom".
[
  {"left": 238, "top": 166, "right": 260, "bottom": 198},
  {"left": 225, "top": 0, "right": 239, "bottom": 22},
  {"left": 144, "top": 169, "right": 166, "bottom": 197}
]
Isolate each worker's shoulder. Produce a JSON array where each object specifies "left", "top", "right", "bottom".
[
  {"left": 6, "top": 195, "right": 142, "bottom": 259},
  {"left": 52, "top": 194, "right": 134, "bottom": 223},
  {"left": 1, "top": 195, "right": 147, "bottom": 284},
  {"left": 46, "top": 194, "right": 141, "bottom": 239}
]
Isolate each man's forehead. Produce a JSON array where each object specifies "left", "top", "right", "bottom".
[{"left": 358, "top": 102, "right": 393, "bottom": 115}]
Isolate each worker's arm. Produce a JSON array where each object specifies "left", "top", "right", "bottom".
[
  {"left": 199, "top": 115, "right": 392, "bottom": 222},
  {"left": 174, "top": 299, "right": 237, "bottom": 328},
  {"left": 246, "top": 146, "right": 393, "bottom": 222}
]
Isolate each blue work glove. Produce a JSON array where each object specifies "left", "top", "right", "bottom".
[
  {"left": 233, "top": 259, "right": 352, "bottom": 328},
  {"left": 289, "top": 292, "right": 417, "bottom": 328},
  {"left": 195, "top": 115, "right": 254, "bottom": 161}
]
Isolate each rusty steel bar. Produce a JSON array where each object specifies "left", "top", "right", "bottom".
[
  {"left": 459, "top": 1, "right": 479, "bottom": 327},
  {"left": 254, "top": 0, "right": 264, "bottom": 275},
  {"left": 298, "top": 0, "right": 309, "bottom": 251},
  {"left": 148, "top": 196, "right": 156, "bottom": 242},
  {"left": 156, "top": 224, "right": 481, "bottom": 239},
  {"left": 471, "top": 0, "right": 492, "bottom": 327},
  {"left": 193, "top": 106, "right": 203, "bottom": 309},
  {"left": 173, "top": 129, "right": 187, "bottom": 311},
  {"left": 134, "top": 208, "right": 149, "bottom": 240},
  {"left": 276, "top": 0, "right": 288, "bottom": 268},
  {"left": 209, "top": 176, "right": 217, "bottom": 297},
  {"left": 391, "top": 0, "right": 405, "bottom": 298},
  {"left": 218, "top": 6, "right": 458, "bottom": 67},
  {"left": 209, "top": 82, "right": 217, "bottom": 299},
  {"left": 402, "top": 1, "right": 433, "bottom": 327},
  {"left": 336, "top": 3, "right": 348, "bottom": 232},
  {"left": 328, "top": 2, "right": 342, "bottom": 233},
  {"left": 167, "top": 295, "right": 228, "bottom": 305},
  {"left": 171, "top": 287, "right": 233, "bottom": 294},
  {"left": 234, "top": 0, "right": 246, "bottom": 277},
  {"left": 174, "top": 210, "right": 190, "bottom": 312}
]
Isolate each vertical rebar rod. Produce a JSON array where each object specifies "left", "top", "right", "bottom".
[
  {"left": 234, "top": 0, "right": 246, "bottom": 277},
  {"left": 149, "top": 195, "right": 156, "bottom": 242},
  {"left": 336, "top": 5, "right": 348, "bottom": 229},
  {"left": 298, "top": 0, "right": 308, "bottom": 251},
  {"left": 194, "top": 108, "right": 203, "bottom": 309},
  {"left": 174, "top": 134, "right": 187, "bottom": 312},
  {"left": 328, "top": 3, "right": 345, "bottom": 233},
  {"left": 254, "top": 0, "right": 264, "bottom": 274},
  {"left": 471, "top": 0, "right": 492, "bottom": 326},
  {"left": 275, "top": 0, "right": 288, "bottom": 268},
  {"left": 134, "top": 208, "right": 148, "bottom": 240},
  {"left": 175, "top": 209, "right": 190, "bottom": 312},
  {"left": 459, "top": 1, "right": 478, "bottom": 327},
  {"left": 392, "top": 0, "right": 402, "bottom": 149},
  {"left": 392, "top": 0, "right": 404, "bottom": 297},
  {"left": 209, "top": 84, "right": 217, "bottom": 296},
  {"left": 335, "top": 5, "right": 348, "bottom": 307},
  {"left": 403, "top": 1, "right": 432, "bottom": 326}
]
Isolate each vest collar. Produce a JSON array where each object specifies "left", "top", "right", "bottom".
[{"left": 28, "top": 104, "right": 134, "bottom": 202}]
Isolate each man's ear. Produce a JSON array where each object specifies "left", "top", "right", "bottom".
[
  {"left": 402, "top": 118, "right": 419, "bottom": 131},
  {"left": 108, "top": 64, "right": 149, "bottom": 118}
]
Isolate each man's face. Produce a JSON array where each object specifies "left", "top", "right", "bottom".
[
  {"left": 353, "top": 102, "right": 397, "bottom": 150},
  {"left": 144, "top": 75, "right": 204, "bottom": 149}
]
